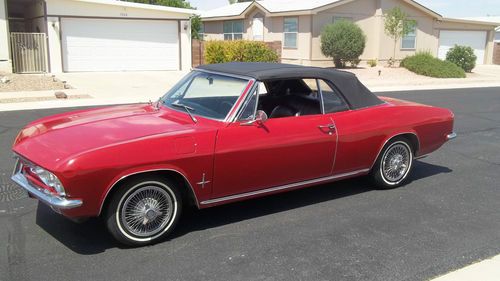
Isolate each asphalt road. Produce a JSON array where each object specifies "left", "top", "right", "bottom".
[{"left": 0, "top": 87, "right": 499, "bottom": 281}]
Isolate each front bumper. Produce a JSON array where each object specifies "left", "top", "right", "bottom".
[{"left": 11, "top": 158, "right": 82, "bottom": 211}]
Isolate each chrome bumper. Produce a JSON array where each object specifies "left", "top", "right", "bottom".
[
  {"left": 11, "top": 160, "right": 82, "bottom": 210},
  {"left": 446, "top": 132, "right": 457, "bottom": 141}
]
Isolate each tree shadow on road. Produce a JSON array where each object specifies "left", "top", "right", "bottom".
[{"left": 35, "top": 160, "right": 451, "bottom": 255}]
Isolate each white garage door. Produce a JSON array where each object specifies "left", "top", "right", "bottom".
[
  {"left": 438, "top": 30, "right": 487, "bottom": 65},
  {"left": 62, "top": 18, "right": 179, "bottom": 72}
]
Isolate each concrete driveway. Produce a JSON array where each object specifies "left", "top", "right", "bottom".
[{"left": 57, "top": 71, "right": 188, "bottom": 102}]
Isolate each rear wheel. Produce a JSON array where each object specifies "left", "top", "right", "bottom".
[
  {"left": 104, "top": 176, "right": 182, "bottom": 246},
  {"left": 372, "top": 138, "right": 413, "bottom": 189}
]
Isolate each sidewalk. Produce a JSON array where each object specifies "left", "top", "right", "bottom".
[
  {"left": 430, "top": 254, "right": 500, "bottom": 281},
  {"left": 1, "top": 66, "right": 500, "bottom": 112}
]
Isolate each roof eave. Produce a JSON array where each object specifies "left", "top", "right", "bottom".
[
  {"left": 201, "top": 1, "right": 270, "bottom": 20},
  {"left": 72, "top": 0, "right": 197, "bottom": 15},
  {"left": 441, "top": 17, "right": 500, "bottom": 27}
]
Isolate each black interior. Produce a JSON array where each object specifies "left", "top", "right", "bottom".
[{"left": 257, "top": 79, "right": 347, "bottom": 119}]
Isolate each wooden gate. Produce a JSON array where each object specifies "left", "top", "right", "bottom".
[{"left": 10, "top": 33, "right": 48, "bottom": 73}]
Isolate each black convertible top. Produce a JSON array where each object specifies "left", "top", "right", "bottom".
[{"left": 197, "top": 62, "right": 384, "bottom": 109}]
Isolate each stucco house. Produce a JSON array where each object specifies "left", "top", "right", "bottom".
[
  {"left": 0, "top": 0, "right": 195, "bottom": 73},
  {"left": 201, "top": 0, "right": 499, "bottom": 67}
]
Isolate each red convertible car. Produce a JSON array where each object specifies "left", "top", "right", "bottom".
[{"left": 11, "top": 63, "right": 455, "bottom": 246}]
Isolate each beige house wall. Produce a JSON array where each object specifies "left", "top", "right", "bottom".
[
  {"left": 0, "top": 0, "right": 11, "bottom": 72},
  {"left": 312, "top": 0, "right": 379, "bottom": 66},
  {"left": 377, "top": 0, "right": 438, "bottom": 62}
]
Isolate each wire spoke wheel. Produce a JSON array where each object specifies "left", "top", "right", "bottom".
[
  {"left": 381, "top": 142, "right": 411, "bottom": 183},
  {"left": 119, "top": 185, "right": 174, "bottom": 238}
]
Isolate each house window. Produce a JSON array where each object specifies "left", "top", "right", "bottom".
[
  {"left": 401, "top": 23, "right": 417, "bottom": 49},
  {"left": 199, "top": 23, "right": 205, "bottom": 40},
  {"left": 223, "top": 20, "right": 244, "bottom": 40},
  {"left": 283, "top": 17, "right": 298, "bottom": 48},
  {"left": 333, "top": 16, "right": 353, "bottom": 24}
]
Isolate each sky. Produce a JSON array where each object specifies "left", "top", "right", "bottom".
[{"left": 189, "top": 0, "right": 500, "bottom": 18}]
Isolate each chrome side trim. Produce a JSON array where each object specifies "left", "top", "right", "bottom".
[
  {"left": 200, "top": 169, "right": 370, "bottom": 205},
  {"left": 446, "top": 132, "right": 457, "bottom": 141},
  {"left": 11, "top": 171, "right": 83, "bottom": 210},
  {"left": 415, "top": 154, "right": 429, "bottom": 160},
  {"left": 369, "top": 132, "right": 420, "bottom": 172},
  {"left": 98, "top": 168, "right": 200, "bottom": 215}
]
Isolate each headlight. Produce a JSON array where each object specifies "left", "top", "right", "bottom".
[{"left": 30, "top": 166, "right": 66, "bottom": 197}]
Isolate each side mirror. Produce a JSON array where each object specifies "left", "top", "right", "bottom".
[{"left": 241, "top": 110, "right": 268, "bottom": 126}]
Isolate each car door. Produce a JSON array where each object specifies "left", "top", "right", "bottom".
[{"left": 211, "top": 81, "right": 338, "bottom": 199}]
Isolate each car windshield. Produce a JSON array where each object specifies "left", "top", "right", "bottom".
[{"left": 162, "top": 71, "right": 250, "bottom": 120}]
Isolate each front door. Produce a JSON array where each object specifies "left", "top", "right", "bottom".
[
  {"left": 252, "top": 17, "right": 264, "bottom": 41},
  {"left": 212, "top": 114, "right": 337, "bottom": 199}
]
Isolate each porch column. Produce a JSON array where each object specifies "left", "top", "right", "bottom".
[
  {"left": 0, "top": 0, "right": 12, "bottom": 72},
  {"left": 46, "top": 17, "right": 62, "bottom": 73}
]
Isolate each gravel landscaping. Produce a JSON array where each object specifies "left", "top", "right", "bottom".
[
  {"left": 340, "top": 65, "right": 500, "bottom": 89},
  {"left": 0, "top": 72, "right": 68, "bottom": 92}
]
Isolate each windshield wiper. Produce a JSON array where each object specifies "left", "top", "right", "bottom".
[{"left": 171, "top": 102, "right": 198, "bottom": 123}]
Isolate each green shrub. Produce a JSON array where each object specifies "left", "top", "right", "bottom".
[
  {"left": 401, "top": 52, "right": 466, "bottom": 78},
  {"left": 446, "top": 45, "right": 477, "bottom": 73},
  {"left": 204, "top": 41, "right": 226, "bottom": 63},
  {"left": 204, "top": 40, "right": 279, "bottom": 64},
  {"left": 349, "top": 58, "right": 361, "bottom": 68},
  {"left": 367, "top": 59, "right": 377, "bottom": 67},
  {"left": 320, "top": 21, "right": 366, "bottom": 68}
]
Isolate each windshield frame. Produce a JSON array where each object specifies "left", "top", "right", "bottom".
[{"left": 161, "top": 69, "right": 255, "bottom": 123}]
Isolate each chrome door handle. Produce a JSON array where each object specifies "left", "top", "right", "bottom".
[
  {"left": 318, "top": 124, "right": 336, "bottom": 130},
  {"left": 318, "top": 123, "right": 336, "bottom": 135}
]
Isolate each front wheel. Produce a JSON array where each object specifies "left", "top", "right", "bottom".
[
  {"left": 104, "top": 176, "right": 182, "bottom": 246},
  {"left": 372, "top": 138, "right": 414, "bottom": 189}
]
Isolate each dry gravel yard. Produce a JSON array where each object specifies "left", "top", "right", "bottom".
[
  {"left": 341, "top": 65, "right": 500, "bottom": 90},
  {"left": 0, "top": 72, "right": 67, "bottom": 92}
]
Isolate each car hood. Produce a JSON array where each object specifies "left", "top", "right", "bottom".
[{"left": 13, "top": 104, "right": 204, "bottom": 169}]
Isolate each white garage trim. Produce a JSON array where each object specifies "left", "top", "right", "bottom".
[
  {"left": 438, "top": 30, "right": 487, "bottom": 65},
  {"left": 60, "top": 17, "right": 181, "bottom": 72}
]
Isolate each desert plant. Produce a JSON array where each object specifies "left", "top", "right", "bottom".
[
  {"left": 401, "top": 52, "right": 465, "bottom": 78},
  {"left": 204, "top": 40, "right": 279, "bottom": 64},
  {"left": 384, "top": 7, "right": 416, "bottom": 65},
  {"left": 367, "top": 59, "right": 378, "bottom": 67},
  {"left": 445, "top": 45, "right": 477, "bottom": 73},
  {"left": 320, "top": 21, "right": 366, "bottom": 68}
]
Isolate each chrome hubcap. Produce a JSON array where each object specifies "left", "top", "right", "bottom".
[
  {"left": 382, "top": 143, "right": 410, "bottom": 183},
  {"left": 120, "top": 185, "right": 173, "bottom": 237}
]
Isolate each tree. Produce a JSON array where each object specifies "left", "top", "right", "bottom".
[
  {"left": 191, "top": 15, "right": 202, "bottom": 40},
  {"left": 320, "top": 20, "right": 366, "bottom": 68},
  {"left": 122, "top": 0, "right": 192, "bottom": 9},
  {"left": 383, "top": 7, "right": 416, "bottom": 66}
]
